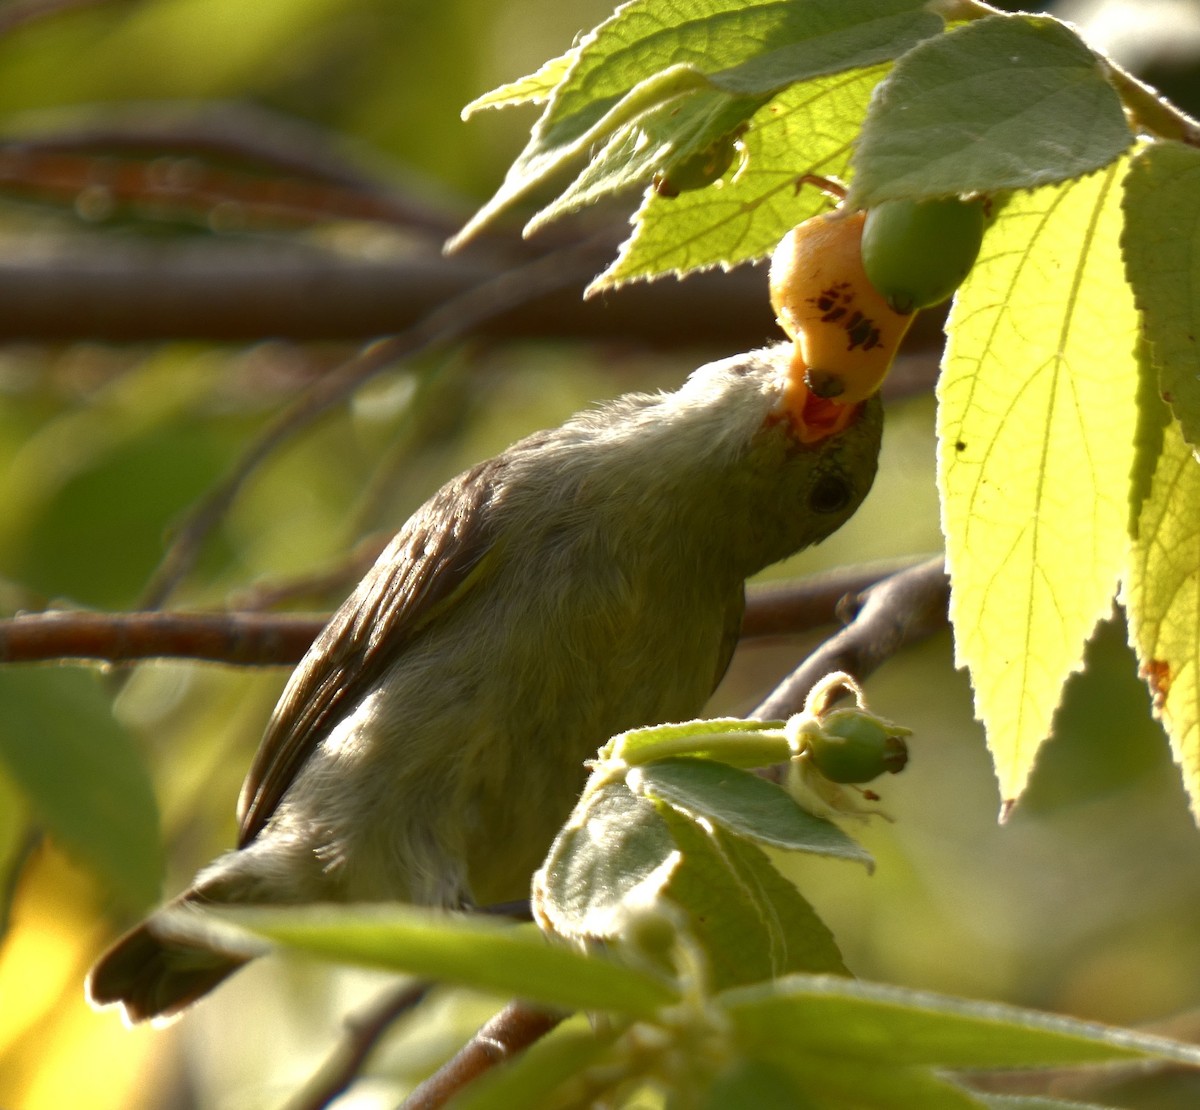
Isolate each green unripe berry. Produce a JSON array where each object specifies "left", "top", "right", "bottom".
[
  {"left": 653, "top": 132, "right": 742, "bottom": 197},
  {"left": 860, "top": 196, "right": 985, "bottom": 314},
  {"left": 805, "top": 707, "right": 909, "bottom": 784}
]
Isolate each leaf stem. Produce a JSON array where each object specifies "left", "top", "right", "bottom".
[
  {"left": 1103, "top": 59, "right": 1200, "bottom": 147},
  {"left": 611, "top": 730, "right": 789, "bottom": 770}
]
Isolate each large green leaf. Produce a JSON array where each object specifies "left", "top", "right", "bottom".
[
  {"left": 1124, "top": 417, "right": 1200, "bottom": 820},
  {"left": 451, "top": 0, "right": 941, "bottom": 248},
  {"left": 0, "top": 666, "right": 162, "bottom": 910},
  {"left": 849, "top": 15, "right": 1132, "bottom": 207},
  {"left": 213, "top": 903, "right": 677, "bottom": 1018},
  {"left": 722, "top": 973, "right": 1200, "bottom": 1069},
  {"left": 1122, "top": 140, "right": 1200, "bottom": 450},
  {"left": 591, "top": 64, "right": 886, "bottom": 291},
  {"left": 938, "top": 159, "right": 1139, "bottom": 808}
]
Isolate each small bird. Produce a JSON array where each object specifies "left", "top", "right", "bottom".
[{"left": 87, "top": 342, "right": 882, "bottom": 1023}]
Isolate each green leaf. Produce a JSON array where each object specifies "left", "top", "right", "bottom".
[
  {"left": 721, "top": 973, "right": 1200, "bottom": 1070},
  {"left": 0, "top": 770, "right": 31, "bottom": 936},
  {"left": 702, "top": 1057, "right": 816, "bottom": 1110},
  {"left": 657, "top": 806, "right": 848, "bottom": 989},
  {"left": 629, "top": 757, "right": 871, "bottom": 865},
  {"left": 533, "top": 780, "right": 679, "bottom": 939},
  {"left": 452, "top": 0, "right": 941, "bottom": 248},
  {"left": 1128, "top": 332, "right": 1171, "bottom": 535},
  {"left": 760, "top": 1057, "right": 987, "bottom": 1109},
  {"left": 1124, "top": 417, "right": 1200, "bottom": 820},
  {"left": 461, "top": 49, "right": 578, "bottom": 116},
  {"left": 213, "top": 903, "right": 678, "bottom": 1018},
  {"left": 975, "top": 1097, "right": 1114, "bottom": 1110},
  {"left": 525, "top": 87, "right": 765, "bottom": 235},
  {"left": 0, "top": 666, "right": 162, "bottom": 910},
  {"left": 592, "top": 64, "right": 885, "bottom": 290},
  {"left": 1121, "top": 140, "right": 1200, "bottom": 449},
  {"left": 938, "top": 159, "right": 1139, "bottom": 808},
  {"left": 849, "top": 15, "right": 1132, "bottom": 207}
]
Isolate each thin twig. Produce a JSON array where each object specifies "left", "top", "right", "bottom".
[
  {"left": 399, "top": 1001, "right": 564, "bottom": 1110},
  {"left": 740, "top": 558, "right": 928, "bottom": 639},
  {"left": 284, "top": 981, "right": 433, "bottom": 1110},
  {"left": 751, "top": 555, "right": 950, "bottom": 721}
]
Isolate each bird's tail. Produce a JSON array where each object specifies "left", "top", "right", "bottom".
[{"left": 87, "top": 890, "right": 249, "bottom": 1025}]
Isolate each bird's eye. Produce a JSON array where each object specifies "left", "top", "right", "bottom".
[{"left": 808, "top": 474, "right": 852, "bottom": 515}]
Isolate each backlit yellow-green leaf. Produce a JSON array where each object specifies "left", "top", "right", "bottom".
[
  {"left": 1124, "top": 417, "right": 1200, "bottom": 821},
  {"left": 460, "top": 49, "right": 577, "bottom": 117},
  {"left": 591, "top": 65, "right": 885, "bottom": 292},
  {"left": 938, "top": 160, "right": 1139, "bottom": 809}
]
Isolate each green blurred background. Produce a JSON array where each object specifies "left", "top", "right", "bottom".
[{"left": 0, "top": 0, "right": 1199, "bottom": 1107}]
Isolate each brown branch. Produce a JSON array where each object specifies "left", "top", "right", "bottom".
[
  {"left": 399, "top": 1000, "right": 564, "bottom": 1110},
  {"left": 0, "top": 609, "right": 323, "bottom": 665},
  {"left": 0, "top": 232, "right": 781, "bottom": 344},
  {"left": 283, "top": 981, "right": 433, "bottom": 1110},
  {"left": 0, "top": 564, "right": 926, "bottom": 666},
  {"left": 752, "top": 555, "right": 950, "bottom": 721},
  {"left": 2, "top": 100, "right": 457, "bottom": 213}
]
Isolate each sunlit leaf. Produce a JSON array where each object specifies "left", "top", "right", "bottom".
[
  {"left": 1122, "top": 140, "right": 1200, "bottom": 450},
  {"left": 0, "top": 667, "right": 161, "bottom": 910},
  {"left": 849, "top": 15, "right": 1132, "bottom": 207},
  {"left": 591, "top": 64, "right": 885, "bottom": 291},
  {"left": 213, "top": 903, "right": 677, "bottom": 1018},
  {"left": 1124, "top": 417, "right": 1200, "bottom": 820},
  {"left": 975, "top": 1096, "right": 1112, "bottom": 1110},
  {"left": 452, "top": 0, "right": 940, "bottom": 248},
  {"left": 721, "top": 973, "right": 1200, "bottom": 1069},
  {"left": 938, "top": 159, "right": 1139, "bottom": 808},
  {"left": 525, "top": 87, "right": 764, "bottom": 234},
  {"left": 461, "top": 49, "right": 578, "bottom": 117}
]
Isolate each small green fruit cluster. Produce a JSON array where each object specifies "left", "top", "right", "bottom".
[{"left": 804, "top": 706, "right": 910, "bottom": 784}]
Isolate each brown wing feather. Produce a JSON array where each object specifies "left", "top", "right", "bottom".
[
  {"left": 714, "top": 587, "right": 746, "bottom": 691},
  {"left": 236, "top": 455, "right": 506, "bottom": 847}
]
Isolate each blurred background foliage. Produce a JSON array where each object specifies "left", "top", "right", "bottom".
[{"left": 0, "top": 0, "right": 1198, "bottom": 1107}]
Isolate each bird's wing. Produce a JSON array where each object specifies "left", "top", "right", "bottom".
[
  {"left": 236, "top": 454, "right": 507, "bottom": 847},
  {"left": 713, "top": 587, "right": 746, "bottom": 693}
]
